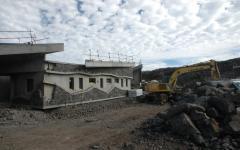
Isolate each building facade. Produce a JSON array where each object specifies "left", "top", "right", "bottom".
[
  {"left": 42, "top": 60, "right": 136, "bottom": 109},
  {"left": 0, "top": 43, "right": 142, "bottom": 109}
]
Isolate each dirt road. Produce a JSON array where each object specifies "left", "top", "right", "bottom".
[{"left": 0, "top": 104, "right": 170, "bottom": 150}]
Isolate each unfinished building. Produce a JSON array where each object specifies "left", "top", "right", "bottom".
[{"left": 0, "top": 43, "right": 142, "bottom": 109}]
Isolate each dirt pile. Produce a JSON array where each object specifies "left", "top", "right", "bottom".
[{"left": 138, "top": 83, "right": 240, "bottom": 149}]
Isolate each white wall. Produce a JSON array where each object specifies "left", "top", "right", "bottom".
[
  {"left": 44, "top": 73, "right": 131, "bottom": 95},
  {"left": 44, "top": 84, "right": 54, "bottom": 102}
]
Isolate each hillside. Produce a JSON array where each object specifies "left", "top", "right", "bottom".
[{"left": 142, "top": 57, "right": 240, "bottom": 86}]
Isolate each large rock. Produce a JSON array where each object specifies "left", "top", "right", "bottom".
[
  {"left": 228, "top": 115, "right": 240, "bottom": 133},
  {"left": 168, "top": 113, "right": 205, "bottom": 145},
  {"left": 189, "top": 110, "right": 220, "bottom": 138},
  {"left": 229, "top": 94, "right": 240, "bottom": 105},
  {"left": 207, "top": 97, "right": 236, "bottom": 116},
  {"left": 197, "top": 85, "right": 225, "bottom": 96},
  {"left": 237, "top": 107, "right": 240, "bottom": 115},
  {"left": 157, "top": 103, "right": 205, "bottom": 120},
  {"left": 206, "top": 107, "right": 220, "bottom": 119},
  {"left": 194, "top": 96, "right": 209, "bottom": 108}
]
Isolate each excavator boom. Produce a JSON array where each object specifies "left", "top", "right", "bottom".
[
  {"left": 145, "top": 60, "right": 221, "bottom": 94},
  {"left": 168, "top": 60, "right": 221, "bottom": 90}
]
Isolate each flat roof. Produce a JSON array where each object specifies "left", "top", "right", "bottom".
[
  {"left": 85, "top": 60, "right": 135, "bottom": 68},
  {"left": 45, "top": 60, "right": 83, "bottom": 66},
  {"left": 0, "top": 43, "right": 64, "bottom": 55},
  {"left": 46, "top": 60, "right": 136, "bottom": 68}
]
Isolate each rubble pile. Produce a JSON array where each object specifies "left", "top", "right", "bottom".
[
  {"left": 140, "top": 83, "right": 240, "bottom": 149},
  {"left": 0, "top": 107, "right": 49, "bottom": 126},
  {"left": 0, "top": 97, "right": 133, "bottom": 126}
]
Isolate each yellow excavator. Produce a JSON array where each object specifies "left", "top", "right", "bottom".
[{"left": 144, "top": 60, "right": 221, "bottom": 103}]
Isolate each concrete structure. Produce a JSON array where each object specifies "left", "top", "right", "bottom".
[
  {"left": 0, "top": 43, "right": 63, "bottom": 106},
  {"left": 0, "top": 43, "right": 142, "bottom": 109},
  {"left": 132, "top": 64, "right": 142, "bottom": 88},
  {"left": 0, "top": 43, "right": 63, "bottom": 55}
]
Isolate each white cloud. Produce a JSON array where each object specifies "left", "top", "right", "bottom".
[
  {"left": 0, "top": 0, "right": 240, "bottom": 70},
  {"left": 143, "top": 61, "right": 169, "bottom": 71}
]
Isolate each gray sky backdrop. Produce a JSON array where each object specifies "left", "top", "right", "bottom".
[{"left": 0, "top": 0, "right": 240, "bottom": 70}]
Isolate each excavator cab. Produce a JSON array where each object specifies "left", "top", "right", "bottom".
[
  {"left": 144, "top": 81, "right": 171, "bottom": 93},
  {"left": 144, "top": 81, "right": 171, "bottom": 104}
]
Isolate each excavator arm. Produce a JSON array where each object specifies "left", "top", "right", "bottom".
[
  {"left": 144, "top": 59, "right": 221, "bottom": 104},
  {"left": 168, "top": 60, "right": 221, "bottom": 90}
]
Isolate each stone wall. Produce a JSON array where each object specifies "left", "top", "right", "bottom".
[
  {"left": 43, "top": 85, "right": 127, "bottom": 108},
  {"left": 47, "top": 97, "right": 135, "bottom": 119}
]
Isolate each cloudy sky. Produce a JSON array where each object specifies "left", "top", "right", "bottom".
[{"left": 0, "top": 0, "right": 240, "bottom": 70}]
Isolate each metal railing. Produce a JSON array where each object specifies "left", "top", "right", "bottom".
[{"left": 0, "top": 30, "right": 48, "bottom": 44}]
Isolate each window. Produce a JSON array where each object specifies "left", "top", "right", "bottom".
[
  {"left": 69, "top": 77, "right": 74, "bottom": 90},
  {"left": 115, "top": 78, "right": 119, "bottom": 83},
  {"left": 79, "top": 78, "right": 83, "bottom": 89},
  {"left": 46, "top": 63, "right": 55, "bottom": 70},
  {"left": 126, "top": 79, "right": 128, "bottom": 87},
  {"left": 100, "top": 78, "right": 103, "bottom": 88},
  {"left": 89, "top": 78, "right": 96, "bottom": 83},
  {"left": 106, "top": 78, "right": 112, "bottom": 83},
  {"left": 27, "top": 78, "right": 34, "bottom": 92},
  {"left": 121, "top": 79, "right": 124, "bottom": 87},
  {"left": 47, "top": 64, "right": 50, "bottom": 70}
]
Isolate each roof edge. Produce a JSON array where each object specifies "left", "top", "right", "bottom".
[{"left": 0, "top": 43, "right": 64, "bottom": 55}]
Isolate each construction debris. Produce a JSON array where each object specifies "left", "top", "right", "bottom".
[
  {"left": 229, "top": 115, "right": 240, "bottom": 132},
  {"left": 137, "top": 81, "right": 240, "bottom": 149},
  {"left": 0, "top": 98, "right": 132, "bottom": 126}
]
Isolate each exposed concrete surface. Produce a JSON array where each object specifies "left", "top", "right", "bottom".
[
  {"left": 0, "top": 54, "right": 45, "bottom": 74},
  {"left": 132, "top": 64, "right": 142, "bottom": 88},
  {"left": 0, "top": 43, "right": 63, "bottom": 55}
]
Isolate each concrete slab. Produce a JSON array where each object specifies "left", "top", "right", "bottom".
[{"left": 0, "top": 43, "right": 64, "bottom": 55}]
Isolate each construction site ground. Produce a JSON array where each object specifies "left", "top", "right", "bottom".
[{"left": 0, "top": 102, "right": 191, "bottom": 150}]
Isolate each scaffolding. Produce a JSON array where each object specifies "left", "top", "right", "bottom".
[
  {"left": 86, "top": 49, "right": 134, "bottom": 63},
  {"left": 0, "top": 30, "right": 48, "bottom": 44}
]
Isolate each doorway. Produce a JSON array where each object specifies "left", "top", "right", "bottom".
[{"left": 0, "top": 76, "right": 11, "bottom": 102}]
